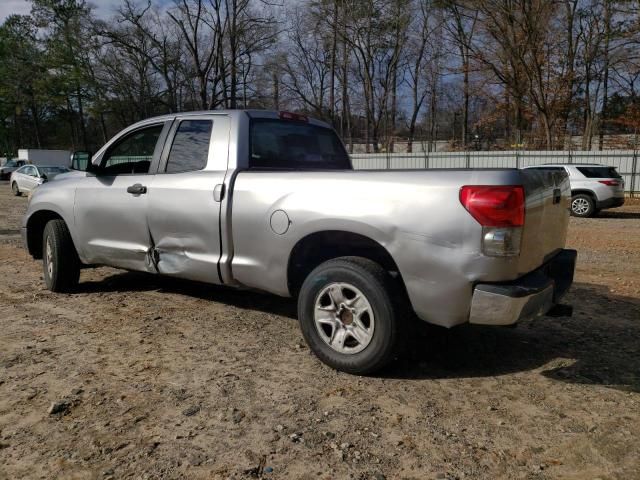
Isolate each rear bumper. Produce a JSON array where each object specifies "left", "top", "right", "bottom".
[
  {"left": 469, "top": 249, "right": 576, "bottom": 326},
  {"left": 596, "top": 196, "right": 625, "bottom": 209}
]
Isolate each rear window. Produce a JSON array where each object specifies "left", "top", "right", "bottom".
[
  {"left": 576, "top": 166, "right": 621, "bottom": 178},
  {"left": 249, "top": 119, "right": 350, "bottom": 170},
  {"left": 166, "top": 119, "right": 213, "bottom": 173}
]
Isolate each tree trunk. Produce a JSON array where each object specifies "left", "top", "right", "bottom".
[
  {"left": 429, "top": 87, "right": 437, "bottom": 152},
  {"left": 273, "top": 72, "right": 279, "bottom": 110},
  {"left": 230, "top": 0, "right": 238, "bottom": 109},
  {"left": 599, "top": 0, "right": 611, "bottom": 150},
  {"left": 340, "top": 1, "right": 349, "bottom": 141},
  {"left": 329, "top": 1, "right": 338, "bottom": 122},
  {"left": 408, "top": 108, "right": 420, "bottom": 154},
  {"left": 462, "top": 47, "right": 469, "bottom": 147},
  {"left": 541, "top": 112, "right": 552, "bottom": 150},
  {"left": 30, "top": 104, "right": 42, "bottom": 149},
  {"left": 76, "top": 85, "right": 88, "bottom": 151},
  {"left": 99, "top": 111, "right": 108, "bottom": 145}
]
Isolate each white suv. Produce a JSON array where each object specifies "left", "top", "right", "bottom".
[{"left": 525, "top": 164, "right": 625, "bottom": 217}]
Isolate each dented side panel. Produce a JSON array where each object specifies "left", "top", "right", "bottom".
[
  {"left": 74, "top": 174, "right": 156, "bottom": 271},
  {"left": 145, "top": 115, "right": 231, "bottom": 284},
  {"left": 146, "top": 171, "right": 226, "bottom": 283}
]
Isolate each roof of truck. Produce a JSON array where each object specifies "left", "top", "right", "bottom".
[{"left": 136, "top": 109, "right": 331, "bottom": 129}]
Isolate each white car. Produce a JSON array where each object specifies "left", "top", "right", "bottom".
[
  {"left": 524, "top": 164, "right": 625, "bottom": 217},
  {"left": 10, "top": 165, "right": 70, "bottom": 196}
]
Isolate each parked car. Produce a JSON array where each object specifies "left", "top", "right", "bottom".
[
  {"left": 524, "top": 164, "right": 625, "bottom": 217},
  {"left": 0, "top": 159, "right": 26, "bottom": 180},
  {"left": 21, "top": 110, "right": 576, "bottom": 374},
  {"left": 10, "top": 165, "right": 70, "bottom": 196}
]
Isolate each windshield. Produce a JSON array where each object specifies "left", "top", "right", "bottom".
[
  {"left": 40, "top": 166, "right": 70, "bottom": 174},
  {"left": 249, "top": 119, "right": 350, "bottom": 170}
]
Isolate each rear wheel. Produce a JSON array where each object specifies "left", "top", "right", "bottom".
[
  {"left": 11, "top": 182, "right": 21, "bottom": 196},
  {"left": 571, "top": 194, "right": 595, "bottom": 217},
  {"left": 42, "top": 219, "right": 80, "bottom": 292},
  {"left": 297, "top": 256, "right": 405, "bottom": 375}
]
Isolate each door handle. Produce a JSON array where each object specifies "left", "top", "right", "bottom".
[
  {"left": 214, "top": 183, "right": 225, "bottom": 202},
  {"left": 127, "top": 183, "right": 147, "bottom": 195}
]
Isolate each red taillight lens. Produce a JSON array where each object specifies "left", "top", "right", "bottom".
[
  {"left": 598, "top": 180, "right": 620, "bottom": 186},
  {"left": 279, "top": 111, "right": 308, "bottom": 122},
  {"left": 459, "top": 185, "right": 525, "bottom": 227}
]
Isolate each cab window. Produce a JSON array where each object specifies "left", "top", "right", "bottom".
[
  {"left": 101, "top": 124, "right": 164, "bottom": 175},
  {"left": 165, "top": 120, "right": 213, "bottom": 173}
]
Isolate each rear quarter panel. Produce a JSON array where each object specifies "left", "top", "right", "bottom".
[{"left": 230, "top": 169, "right": 544, "bottom": 327}]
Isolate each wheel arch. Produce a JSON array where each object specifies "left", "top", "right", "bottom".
[
  {"left": 26, "top": 210, "right": 65, "bottom": 259},
  {"left": 571, "top": 189, "right": 597, "bottom": 200},
  {"left": 287, "top": 230, "right": 407, "bottom": 297}
]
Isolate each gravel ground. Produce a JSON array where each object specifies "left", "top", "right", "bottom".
[{"left": 0, "top": 181, "right": 639, "bottom": 480}]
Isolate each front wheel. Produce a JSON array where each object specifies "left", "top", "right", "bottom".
[
  {"left": 571, "top": 194, "right": 595, "bottom": 217},
  {"left": 297, "top": 256, "right": 405, "bottom": 375},
  {"left": 12, "top": 182, "right": 21, "bottom": 196},
  {"left": 43, "top": 219, "right": 80, "bottom": 292}
]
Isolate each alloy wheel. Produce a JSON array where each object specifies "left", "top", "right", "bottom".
[{"left": 313, "top": 282, "right": 375, "bottom": 354}]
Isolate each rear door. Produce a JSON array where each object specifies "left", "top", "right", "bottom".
[
  {"left": 74, "top": 122, "right": 170, "bottom": 271},
  {"left": 146, "top": 115, "right": 230, "bottom": 284}
]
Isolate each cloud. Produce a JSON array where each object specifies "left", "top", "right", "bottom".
[
  {"left": 0, "top": 0, "right": 31, "bottom": 22},
  {"left": 0, "top": 0, "right": 143, "bottom": 23}
]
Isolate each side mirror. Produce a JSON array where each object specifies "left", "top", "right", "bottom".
[
  {"left": 40, "top": 173, "right": 48, "bottom": 182},
  {"left": 70, "top": 151, "right": 93, "bottom": 172}
]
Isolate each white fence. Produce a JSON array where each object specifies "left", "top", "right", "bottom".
[{"left": 350, "top": 150, "right": 640, "bottom": 194}]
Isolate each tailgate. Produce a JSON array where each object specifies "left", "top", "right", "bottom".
[{"left": 517, "top": 169, "right": 571, "bottom": 274}]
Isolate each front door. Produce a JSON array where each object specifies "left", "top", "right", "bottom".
[
  {"left": 21, "top": 165, "right": 40, "bottom": 192},
  {"left": 74, "top": 122, "right": 170, "bottom": 271},
  {"left": 146, "top": 115, "right": 230, "bottom": 284}
]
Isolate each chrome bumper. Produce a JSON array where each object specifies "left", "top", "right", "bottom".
[{"left": 469, "top": 249, "right": 577, "bottom": 326}]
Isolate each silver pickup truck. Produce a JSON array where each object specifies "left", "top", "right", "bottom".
[{"left": 22, "top": 110, "right": 576, "bottom": 374}]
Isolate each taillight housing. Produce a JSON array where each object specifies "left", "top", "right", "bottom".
[
  {"left": 459, "top": 185, "right": 525, "bottom": 227},
  {"left": 460, "top": 185, "right": 525, "bottom": 257},
  {"left": 598, "top": 180, "right": 621, "bottom": 187}
]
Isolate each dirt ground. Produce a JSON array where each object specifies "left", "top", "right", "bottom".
[{"left": 0, "top": 182, "right": 638, "bottom": 480}]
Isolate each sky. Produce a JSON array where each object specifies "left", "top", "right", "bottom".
[{"left": 0, "top": 0, "right": 137, "bottom": 23}]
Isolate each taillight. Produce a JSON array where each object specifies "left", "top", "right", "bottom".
[
  {"left": 459, "top": 185, "right": 525, "bottom": 227},
  {"left": 598, "top": 180, "right": 620, "bottom": 186},
  {"left": 460, "top": 185, "right": 525, "bottom": 257},
  {"left": 279, "top": 111, "right": 308, "bottom": 122}
]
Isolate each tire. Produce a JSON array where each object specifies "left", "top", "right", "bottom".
[
  {"left": 42, "top": 219, "right": 80, "bottom": 292},
  {"left": 12, "top": 182, "right": 21, "bottom": 196},
  {"left": 571, "top": 194, "right": 595, "bottom": 217},
  {"left": 297, "top": 256, "right": 406, "bottom": 375}
]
